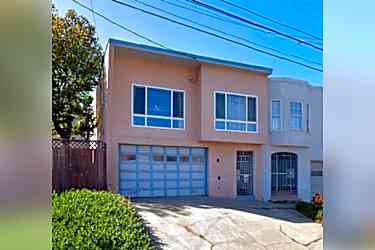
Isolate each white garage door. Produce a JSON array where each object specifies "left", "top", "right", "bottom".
[
  {"left": 119, "top": 144, "right": 208, "bottom": 197},
  {"left": 311, "top": 161, "right": 323, "bottom": 196}
]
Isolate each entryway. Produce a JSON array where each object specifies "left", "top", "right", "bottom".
[
  {"left": 271, "top": 152, "right": 298, "bottom": 200},
  {"left": 236, "top": 151, "right": 253, "bottom": 196}
]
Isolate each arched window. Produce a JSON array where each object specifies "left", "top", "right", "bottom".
[{"left": 271, "top": 152, "right": 297, "bottom": 193}]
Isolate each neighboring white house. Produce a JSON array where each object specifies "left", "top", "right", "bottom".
[{"left": 261, "top": 77, "right": 323, "bottom": 202}]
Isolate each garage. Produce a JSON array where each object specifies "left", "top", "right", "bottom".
[
  {"left": 119, "top": 144, "right": 208, "bottom": 197},
  {"left": 311, "top": 161, "right": 323, "bottom": 196}
]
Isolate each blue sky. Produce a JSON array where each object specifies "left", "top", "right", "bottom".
[{"left": 54, "top": 0, "right": 323, "bottom": 85}]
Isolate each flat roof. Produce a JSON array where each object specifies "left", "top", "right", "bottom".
[
  {"left": 269, "top": 77, "right": 323, "bottom": 89},
  {"left": 107, "top": 38, "right": 273, "bottom": 75}
]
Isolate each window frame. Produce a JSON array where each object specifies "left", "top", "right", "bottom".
[
  {"left": 288, "top": 100, "right": 303, "bottom": 131},
  {"left": 131, "top": 83, "right": 186, "bottom": 130},
  {"left": 306, "top": 103, "right": 311, "bottom": 133},
  {"left": 214, "top": 90, "right": 258, "bottom": 133},
  {"left": 270, "top": 99, "right": 282, "bottom": 131}
]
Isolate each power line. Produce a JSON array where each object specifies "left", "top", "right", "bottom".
[
  {"left": 89, "top": 0, "right": 101, "bottom": 42},
  {"left": 111, "top": 0, "right": 322, "bottom": 72},
  {"left": 292, "top": 36, "right": 323, "bottom": 43},
  {"left": 163, "top": 0, "right": 323, "bottom": 46},
  {"left": 72, "top": 0, "right": 322, "bottom": 71},
  {"left": 72, "top": 0, "right": 168, "bottom": 49},
  {"left": 168, "top": 0, "right": 323, "bottom": 47},
  {"left": 217, "top": 0, "right": 322, "bottom": 41},
  {"left": 161, "top": 0, "right": 266, "bottom": 33},
  {"left": 185, "top": 0, "right": 323, "bottom": 51},
  {"left": 134, "top": 0, "right": 321, "bottom": 66},
  {"left": 90, "top": 0, "right": 97, "bottom": 27}
]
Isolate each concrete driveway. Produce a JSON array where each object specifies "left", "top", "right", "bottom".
[{"left": 133, "top": 197, "right": 323, "bottom": 250}]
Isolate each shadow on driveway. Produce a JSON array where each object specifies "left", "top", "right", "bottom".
[{"left": 132, "top": 196, "right": 311, "bottom": 224}]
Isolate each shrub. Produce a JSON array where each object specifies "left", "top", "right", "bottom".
[
  {"left": 296, "top": 201, "right": 315, "bottom": 218},
  {"left": 52, "top": 190, "right": 153, "bottom": 250},
  {"left": 314, "top": 207, "right": 324, "bottom": 222},
  {"left": 312, "top": 193, "right": 324, "bottom": 206},
  {"left": 295, "top": 201, "right": 323, "bottom": 223}
]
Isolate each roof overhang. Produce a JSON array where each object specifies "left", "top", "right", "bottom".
[{"left": 107, "top": 38, "right": 273, "bottom": 75}]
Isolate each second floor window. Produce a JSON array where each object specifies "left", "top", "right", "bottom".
[
  {"left": 271, "top": 100, "right": 281, "bottom": 130},
  {"left": 289, "top": 101, "right": 302, "bottom": 130},
  {"left": 215, "top": 91, "right": 257, "bottom": 133},
  {"left": 132, "top": 84, "right": 184, "bottom": 129},
  {"left": 306, "top": 104, "right": 310, "bottom": 133}
]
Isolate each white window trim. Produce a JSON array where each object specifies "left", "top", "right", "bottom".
[
  {"left": 306, "top": 103, "right": 311, "bottom": 133},
  {"left": 270, "top": 99, "right": 282, "bottom": 132},
  {"left": 214, "top": 90, "right": 259, "bottom": 134},
  {"left": 288, "top": 100, "right": 303, "bottom": 131},
  {"left": 131, "top": 83, "right": 186, "bottom": 130}
]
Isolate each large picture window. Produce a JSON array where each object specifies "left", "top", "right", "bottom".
[
  {"left": 132, "top": 84, "right": 185, "bottom": 129},
  {"left": 289, "top": 101, "right": 302, "bottom": 130},
  {"left": 215, "top": 91, "right": 258, "bottom": 133}
]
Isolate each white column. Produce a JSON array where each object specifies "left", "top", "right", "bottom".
[
  {"left": 298, "top": 148, "right": 312, "bottom": 202},
  {"left": 260, "top": 145, "right": 271, "bottom": 201}
]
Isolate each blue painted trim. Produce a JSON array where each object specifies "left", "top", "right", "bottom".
[
  {"left": 135, "top": 145, "right": 139, "bottom": 197},
  {"left": 176, "top": 148, "right": 180, "bottom": 196},
  {"left": 119, "top": 144, "right": 209, "bottom": 197},
  {"left": 189, "top": 148, "right": 193, "bottom": 195},
  {"left": 205, "top": 149, "right": 208, "bottom": 195},
  {"left": 150, "top": 146, "right": 154, "bottom": 196},
  {"left": 163, "top": 147, "right": 167, "bottom": 196},
  {"left": 108, "top": 38, "right": 273, "bottom": 75}
]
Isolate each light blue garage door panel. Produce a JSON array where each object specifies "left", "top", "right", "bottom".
[{"left": 119, "top": 144, "right": 208, "bottom": 198}]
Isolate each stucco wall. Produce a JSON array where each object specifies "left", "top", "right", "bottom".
[
  {"left": 268, "top": 78, "right": 323, "bottom": 160},
  {"left": 105, "top": 48, "right": 201, "bottom": 192},
  {"left": 268, "top": 78, "right": 312, "bottom": 147},
  {"left": 310, "top": 87, "right": 323, "bottom": 161},
  {"left": 103, "top": 47, "right": 267, "bottom": 198},
  {"left": 264, "top": 78, "right": 322, "bottom": 201},
  {"left": 200, "top": 64, "right": 268, "bottom": 144},
  {"left": 207, "top": 143, "right": 262, "bottom": 199},
  {"left": 260, "top": 145, "right": 311, "bottom": 202},
  {"left": 108, "top": 48, "right": 201, "bottom": 143}
]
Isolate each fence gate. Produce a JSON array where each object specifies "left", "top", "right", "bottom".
[{"left": 52, "top": 139, "right": 107, "bottom": 192}]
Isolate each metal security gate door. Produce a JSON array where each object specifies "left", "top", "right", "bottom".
[
  {"left": 236, "top": 151, "right": 253, "bottom": 195},
  {"left": 271, "top": 152, "right": 297, "bottom": 193},
  {"left": 119, "top": 144, "right": 207, "bottom": 197}
]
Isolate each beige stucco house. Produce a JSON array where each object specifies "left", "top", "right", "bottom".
[
  {"left": 261, "top": 78, "right": 323, "bottom": 201},
  {"left": 97, "top": 39, "right": 322, "bottom": 202}
]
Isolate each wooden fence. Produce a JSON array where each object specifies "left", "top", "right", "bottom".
[{"left": 52, "top": 139, "right": 107, "bottom": 192}]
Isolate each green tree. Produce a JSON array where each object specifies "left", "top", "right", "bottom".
[{"left": 52, "top": 5, "right": 102, "bottom": 140}]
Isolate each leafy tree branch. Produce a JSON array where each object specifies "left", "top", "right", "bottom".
[{"left": 52, "top": 5, "right": 102, "bottom": 139}]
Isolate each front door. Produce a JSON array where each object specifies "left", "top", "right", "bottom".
[
  {"left": 271, "top": 152, "right": 297, "bottom": 193},
  {"left": 236, "top": 151, "right": 253, "bottom": 195}
]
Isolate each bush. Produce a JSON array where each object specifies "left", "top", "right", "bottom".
[
  {"left": 52, "top": 190, "right": 153, "bottom": 250},
  {"left": 314, "top": 207, "right": 323, "bottom": 222},
  {"left": 295, "top": 201, "right": 323, "bottom": 223}
]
